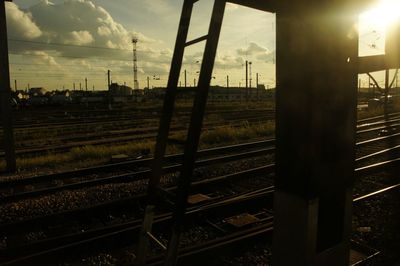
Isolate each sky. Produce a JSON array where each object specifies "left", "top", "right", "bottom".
[{"left": 4, "top": 0, "right": 397, "bottom": 91}]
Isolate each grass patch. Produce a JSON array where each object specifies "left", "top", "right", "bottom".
[
  {"left": 199, "top": 121, "right": 275, "bottom": 148},
  {"left": 2, "top": 121, "right": 275, "bottom": 173},
  {"left": 9, "top": 140, "right": 155, "bottom": 172}
]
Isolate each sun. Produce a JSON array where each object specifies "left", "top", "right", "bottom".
[{"left": 360, "top": 0, "right": 400, "bottom": 30}]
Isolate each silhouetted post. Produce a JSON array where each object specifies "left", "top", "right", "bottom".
[
  {"left": 368, "top": 75, "right": 371, "bottom": 94},
  {"left": 0, "top": 1, "right": 16, "bottom": 172},
  {"left": 107, "top": 70, "right": 111, "bottom": 109},
  {"left": 249, "top": 61, "right": 252, "bottom": 89},
  {"left": 14, "top": 80, "right": 17, "bottom": 91},
  {"left": 273, "top": 1, "right": 358, "bottom": 265},
  {"left": 245, "top": 60, "right": 248, "bottom": 101},
  {"left": 226, "top": 75, "right": 229, "bottom": 88},
  {"left": 184, "top": 69, "right": 187, "bottom": 88},
  {"left": 193, "top": 78, "right": 196, "bottom": 87},
  {"left": 85, "top": 78, "right": 88, "bottom": 92},
  {"left": 147, "top": 76, "right": 150, "bottom": 89},
  {"left": 384, "top": 69, "right": 389, "bottom": 119},
  {"left": 256, "top": 73, "right": 259, "bottom": 100}
]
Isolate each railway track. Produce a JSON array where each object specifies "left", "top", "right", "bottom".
[
  {"left": 0, "top": 130, "right": 398, "bottom": 243},
  {"left": 0, "top": 113, "right": 274, "bottom": 158},
  {"left": 0, "top": 113, "right": 399, "bottom": 264},
  {"left": 4, "top": 106, "right": 273, "bottom": 128},
  {"left": 0, "top": 110, "right": 397, "bottom": 159},
  {"left": 1, "top": 157, "right": 398, "bottom": 265},
  {"left": 1, "top": 123, "right": 399, "bottom": 204}
]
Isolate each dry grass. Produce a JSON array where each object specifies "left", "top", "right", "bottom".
[{"left": 1, "top": 121, "right": 275, "bottom": 173}]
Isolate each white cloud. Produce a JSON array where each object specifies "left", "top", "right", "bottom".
[
  {"left": 65, "top": 30, "right": 94, "bottom": 45},
  {"left": 237, "top": 42, "right": 269, "bottom": 56},
  {"left": 5, "top": 2, "right": 42, "bottom": 39},
  {"left": 8, "top": 1, "right": 157, "bottom": 57},
  {"left": 97, "top": 25, "right": 111, "bottom": 36}
]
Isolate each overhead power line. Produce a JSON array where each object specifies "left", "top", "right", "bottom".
[
  {"left": 8, "top": 38, "right": 156, "bottom": 53},
  {"left": 9, "top": 38, "right": 130, "bottom": 51}
]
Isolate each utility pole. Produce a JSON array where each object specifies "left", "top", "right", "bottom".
[
  {"left": 256, "top": 73, "right": 259, "bottom": 88},
  {"left": 132, "top": 37, "right": 139, "bottom": 90},
  {"left": 256, "top": 73, "right": 259, "bottom": 100},
  {"left": 184, "top": 69, "right": 187, "bottom": 88},
  {"left": 226, "top": 75, "right": 229, "bottom": 88},
  {"left": 384, "top": 69, "right": 389, "bottom": 120},
  {"left": 147, "top": 76, "right": 150, "bottom": 89},
  {"left": 249, "top": 61, "right": 252, "bottom": 88},
  {"left": 85, "top": 78, "right": 88, "bottom": 92},
  {"left": 107, "top": 70, "right": 111, "bottom": 88},
  {"left": 368, "top": 75, "right": 371, "bottom": 95},
  {"left": 0, "top": 2, "right": 16, "bottom": 172},
  {"left": 245, "top": 60, "right": 248, "bottom": 102},
  {"left": 107, "top": 70, "right": 111, "bottom": 110}
]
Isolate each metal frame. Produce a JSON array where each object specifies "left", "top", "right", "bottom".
[{"left": 0, "top": 0, "right": 16, "bottom": 173}]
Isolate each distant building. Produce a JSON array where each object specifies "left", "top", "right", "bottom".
[
  {"left": 142, "top": 85, "right": 273, "bottom": 102},
  {"left": 109, "top": 83, "right": 132, "bottom": 96}
]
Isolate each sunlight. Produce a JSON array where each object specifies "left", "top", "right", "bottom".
[{"left": 360, "top": 0, "right": 400, "bottom": 30}]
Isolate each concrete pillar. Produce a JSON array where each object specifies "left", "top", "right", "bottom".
[{"left": 273, "top": 1, "right": 358, "bottom": 265}]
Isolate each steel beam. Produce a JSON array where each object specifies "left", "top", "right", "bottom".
[
  {"left": 227, "top": 0, "right": 276, "bottom": 12},
  {"left": 358, "top": 55, "right": 400, "bottom": 73},
  {"left": 0, "top": 1, "right": 16, "bottom": 173},
  {"left": 273, "top": 1, "right": 359, "bottom": 265}
]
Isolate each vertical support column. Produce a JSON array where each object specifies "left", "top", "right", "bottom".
[
  {"left": 273, "top": 1, "right": 358, "bottom": 265},
  {"left": 0, "top": 1, "right": 16, "bottom": 173},
  {"left": 163, "top": 1, "right": 226, "bottom": 265}
]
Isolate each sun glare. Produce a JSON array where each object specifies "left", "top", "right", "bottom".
[{"left": 360, "top": 0, "right": 400, "bottom": 29}]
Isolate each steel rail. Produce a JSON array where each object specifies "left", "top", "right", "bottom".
[
  {"left": 1, "top": 187, "right": 275, "bottom": 265},
  {"left": 2, "top": 156, "right": 398, "bottom": 265},
  {"left": 0, "top": 139, "right": 274, "bottom": 188},
  {"left": 2, "top": 129, "right": 399, "bottom": 202},
  {"left": 0, "top": 164, "right": 274, "bottom": 234}
]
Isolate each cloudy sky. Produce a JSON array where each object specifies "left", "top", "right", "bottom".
[{"left": 5, "top": 0, "right": 393, "bottom": 91}]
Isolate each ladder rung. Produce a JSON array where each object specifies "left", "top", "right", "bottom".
[
  {"left": 146, "top": 231, "right": 167, "bottom": 250},
  {"left": 185, "top": 35, "right": 208, "bottom": 47}
]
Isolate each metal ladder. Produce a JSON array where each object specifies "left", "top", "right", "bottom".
[{"left": 135, "top": 0, "right": 227, "bottom": 265}]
